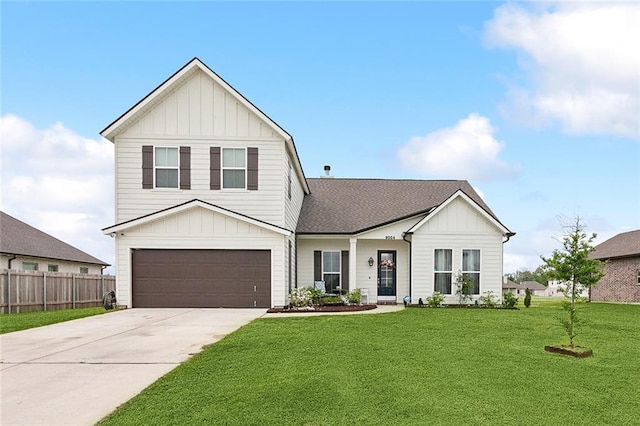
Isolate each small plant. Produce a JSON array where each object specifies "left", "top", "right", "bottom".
[
  {"left": 307, "top": 286, "right": 323, "bottom": 305},
  {"left": 502, "top": 291, "right": 518, "bottom": 308},
  {"left": 290, "top": 287, "right": 313, "bottom": 307},
  {"left": 454, "top": 272, "right": 475, "bottom": 305},
  {"left": 426, "top": 292, "right": 444, "bottom": 308},
  {"left": 320, "top": 295, "right": 344, "bottom": 306},
  {"left": 479, "top": 291, "right": 497, "bottom": 308},
  {"left": 524, "top": 288, "right": 532, "bottom": 308},
  {"left": 347, "top": 289, "right": 362, "bottom": 304}
]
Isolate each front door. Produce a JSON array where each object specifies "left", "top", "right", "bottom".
[{"left": 377, "top": 250, "right": 396, "bottom": 297}]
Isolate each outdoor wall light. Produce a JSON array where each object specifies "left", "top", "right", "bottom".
[{"left": 368, "top": 257, "right": 374, "bottom": 267}]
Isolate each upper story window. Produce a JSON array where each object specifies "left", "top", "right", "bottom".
[
  {"left": 155, "top": 147, "right": 179, "bottom": 188},
  {"left": 222, "top": 148, "right": 246, "bottom": 189},
  {"left": 23, "top": 262, "right": 38, "bottom": 271}
]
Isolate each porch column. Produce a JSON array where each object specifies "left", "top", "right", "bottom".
[{"left": 349, "top": 238, "right": 357, "bottom": 291}]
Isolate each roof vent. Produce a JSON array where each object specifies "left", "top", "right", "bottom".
[{"left": 322, "top": 165, "right": 334, "bottom": 178}]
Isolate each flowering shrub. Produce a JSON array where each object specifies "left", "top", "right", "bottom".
[
  {"left": 479, "top": 291, "right": 497, "bottom": 308},
  {"left": 426, "top": 291, "right": 445, "bottom": 307},
  {"left": 347, "top": 289, "right": 362, "bottom": 304},
  {"left": 290, "top": 287, "right": 313, "bottom": 307}
]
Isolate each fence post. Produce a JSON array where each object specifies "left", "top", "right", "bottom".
[
  {"left": 101, "top": 275, "right": 104, "bottom": 299},
  {"left": 72, "top": 274, "right": 76, "bottom": 309},
  {"left": 6, "top": 269, "right": 10, "bottom": 314},
  {"left": 43, "top": 272, "right": 47, "bottom": 311}
]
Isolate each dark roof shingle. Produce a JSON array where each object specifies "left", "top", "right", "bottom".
[
  {"left": 0, "top": 211, "right": 108, "bottom": 266},
  {"left": 296, "top": 178, "right": 499, "bottom": 234},
  {"left": 591, "top": 229, "right": 640, "bottom": 260}
]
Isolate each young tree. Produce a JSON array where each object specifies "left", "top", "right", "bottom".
[{"left": 541, "top": 216, "right": 604, "bottom": 348}]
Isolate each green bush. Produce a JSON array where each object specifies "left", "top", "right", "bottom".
[
  {"left": 347, "top": 289, "right": 362, "bottom": 304},
  {"left": 290, "top": 287, "right": 313, "bottom": 307},
  {"left": 502, "top": 291, "right": 518, "bottom": 308},
  {"left": 320, "top": 295, "right": 344, "bottom": 306},
  {"left": 524, "top": 288, "right": 532, "bottom": 308},
  {"left": 426, "top": 292, "right": 445, "bottom": 308},
  {"left": 479, "top": 291, "right": 497, "bottom": 308},
  {"left": 307, "top": 286, "right": 323, "bottom": 305}
]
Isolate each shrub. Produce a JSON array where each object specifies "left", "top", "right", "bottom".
[
  {"left": 454, "top": 272, "right": 474, "bottom": 305},
  {"left": 308, "top": 286, "right": 323, "bottom": 305},
  {"left": 321, "top": 295, "right": 344, "bottom": 306},
  {"left": 426, "top": 292, "right": 445, "bottom": 308},
  {"left": 479, "top": 291, "right": 497, "bottom": 308},
  {"left": 290, "top": 287, "right": 313, "bottom": 307},
  {"left": 524, "top": 288, "right": 532, "bottom": 308},
  {"left": 502, "top": 291, "right": 518, "bottom": 308},
  {"left": 347, "top": 289, "right": 362, "bottom": 304}
]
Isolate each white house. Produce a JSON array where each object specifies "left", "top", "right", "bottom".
[{"left": 102, "top": 58, "right": 514, "bottom": 308}]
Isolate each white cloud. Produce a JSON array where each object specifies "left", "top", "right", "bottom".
[
  {"left": 484, "top": 2, "right": 640, "bottom": 139},
  {"left": 0, "top": 114, "right": 115, "bottom": 272},
  {"left": 396, "top": 113, "right": 517, "bottom": 181}
]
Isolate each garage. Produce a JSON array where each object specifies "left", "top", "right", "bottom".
[{"left": 131, "top": 249, "right": 271, "bottom": 308}]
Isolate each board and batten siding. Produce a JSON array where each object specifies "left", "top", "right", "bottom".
[
  {"left": 411, "top": 196, "right": 504, "bottom": 303},
  {"left": 113, "top": 68, "right": 289, "bottom": 227},
  {"left": 114, "top": 206, "right": 287, "bottom": 308}
]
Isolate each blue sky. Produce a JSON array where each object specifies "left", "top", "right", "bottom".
[{"left": 2, "top": 1, "right": 639, "bottom": 275}]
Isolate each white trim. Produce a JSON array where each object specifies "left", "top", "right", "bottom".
[
  {"left": 103, "top": 199, "right": 291, "bottom": 236},
  {"left": 153, "top": 146, "right": 179, "bottom": 189},
  {"left": 407, "top": 190, "right": 510, "bottom": 235},
  {"left": 221, "top": 147, "right": 247, "bottom": 190}
]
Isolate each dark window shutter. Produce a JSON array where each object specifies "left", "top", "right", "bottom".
[
  {"left": 247, "top": 147, "right": 258, "bottom": 190},
  {"left": 142, "top": 145, "right": 153, "bottom": 189},
  {"left": 314, "top": 250, "right": 322, "bottom": 282},
  {"left": 179, "top": 146, "right": 191, "bottom": 190},
  {"left": 341, "top": 251, "right": 349, "bottom": 289},
  {"left": 210, "top": 147, "right": 221, "bottom": 190}
]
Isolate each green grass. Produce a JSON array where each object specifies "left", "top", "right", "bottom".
[
  {"left": 0, "top": 307, "right": 110, "bottom": 334},
  {"left": 99, "top": 303, "right": 640, "bottom": 425}
]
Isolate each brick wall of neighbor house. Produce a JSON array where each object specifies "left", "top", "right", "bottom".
[{"left": 591, "top": 257, "right": 640, "bottom": 303}]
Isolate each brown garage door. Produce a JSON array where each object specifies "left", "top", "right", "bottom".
[{"left": 132, "top": 249, "right": 271, "bottom": 308}]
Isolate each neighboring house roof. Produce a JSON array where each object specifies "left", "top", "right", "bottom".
[
  {"left": 521, "top": 281, "right": 546, "bottom": 291},
  {"left": 591, "top": 229, "right": 640, "bottom": 260},
  {"left": 100, "top": 57, "right": 309, "bottom": 195},
  {"left": 102, "top": 199, "right": 292, "bottom": 236},
  {"left": 0, "top": 211, "right": 109, "bottom": 266},
  {"left": 502, "top": 280, "right": 525, "bottom": 290},
  {"left": 296, "top": 178, "right": 507, "bottom": 234}
]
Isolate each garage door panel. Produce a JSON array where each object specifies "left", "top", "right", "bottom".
[{"left": 132, "top": 249, "right": 271, "bottom": 308}]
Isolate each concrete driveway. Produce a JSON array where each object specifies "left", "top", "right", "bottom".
[{"left": 0, "top": 308, "right": 266, "bottom": 426}]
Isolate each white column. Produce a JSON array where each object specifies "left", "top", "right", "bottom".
[{"left": 349, "top": 238, "right": 357, "bottom": 291}]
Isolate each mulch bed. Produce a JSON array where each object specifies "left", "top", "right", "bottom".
[
  {"left": 544, "top": 345, "right": 593, "bottom": 358},
  {"left": 266, "top": 304, "right": 377, "bottom": 314}
]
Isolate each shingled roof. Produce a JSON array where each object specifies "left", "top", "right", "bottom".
[
  {"left": 591, "top": 229, "right": 640, "bottom": 260},
  {"left": 296, "top": 178, "right": 499, "bottom": 234},
  {"left": 0, "top": 211, "right": 108, "bottom": 266}
]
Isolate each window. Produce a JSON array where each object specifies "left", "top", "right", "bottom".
[
  {"left": 462, "top": 249, "right": 481, "bottom": 294},
  {"left": 154, "top": 147, "right": 179, "bottom": 188},
  {"left": 434, "top": 249, "right": 452, "bottom": 294},
  {"left": 322, "top": 251, "right": 341, "bottom": 293},
  {"left": 48, "top": 264, "right": 59, "bottom": 272},
  {"left": 222, "top": 148, "right": 246, "bottom": 189},
  {"left": 80, "top": 267, "right": 89, "bottom": 274},
  {"left": 23, "top": 262, "right": 38, "bottom": 271}
]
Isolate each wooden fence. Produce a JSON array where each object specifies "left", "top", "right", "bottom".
[{"left": 0, "top": 269, "right": 116, "bottom": 314}]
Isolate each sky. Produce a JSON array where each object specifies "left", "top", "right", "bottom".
[{"left": 1, "top": 1, "right": 639, "bottom": 276}]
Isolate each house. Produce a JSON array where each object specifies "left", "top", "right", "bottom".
[
  {"left": 589, "top": 229, "right": 640, "bottom": 303},
  {"left": 502, "top": 278, "right": 525, "bottom": 296},
  {"left": 521, "top": 281, "right": 546, "bottom": 296},
  {"left": 0, "top": 211, "right": 108, "bottom": 274},
  {"left": 545, "top": 279, "right": 588, "bottom": 298},
  {"left": 101, "top": 58, "right": 514, "bottom": 308}
]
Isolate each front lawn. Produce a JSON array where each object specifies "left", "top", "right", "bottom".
[
  {"left": 99, "top": 302, "right": 640, "bottom": 425},
  {"left": 0, "top": 307, "right": 110, "bottom": 334}
]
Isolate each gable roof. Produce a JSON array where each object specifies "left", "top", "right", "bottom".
[
  {"left": 503, "top": 280, "right": 526, "bottom": 290},
  {"left": 522, "top": 281, "right": 546, "bottom": 291},
  {"left": 591, "top": 229, "right": 640, "bottom": 260},
  {"left": 100, "top": 57, "right": 309, "bottom": 194},
  {"left": 102, "top": 199, "right": 292, "bottom": 236},
  {"left": 0, "top": 211, "right": 108, "bottom": 266},
  {"left": 296, "top": 178, "right": 508, "bottom": 234}
]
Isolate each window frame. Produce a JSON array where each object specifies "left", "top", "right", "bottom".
[
  {"left": 48, "top": 264, "right": 59, "bottom": 272},
  {"left": 462, "top": 249, "right": 481, "bottom": 295},
  {"left": 434, "top": 249, "right": 453, "bottom": 294},
  {"left": 23, "top": 262, "right": 38, "bottom": 271},
  {"left": 222, "top": 147, "right": 247, "bottom": 189},
  {"left": 322, "top": 250, "right": 341, "bottom": 292},
  {"left": 637, "top": 270, "right": 640, "bottom": 285},
  {"left": 80, "top": 267, "right": 89, "bottom": 274},
  {"left": 154, "top": 146, "right": 180, "bottom": 189}
]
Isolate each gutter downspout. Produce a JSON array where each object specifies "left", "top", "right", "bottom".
[
  {"left": 402, "top": 232, "right": 413, "bottom": 304},
  {"left": 503, "top": 232, "right": 516, "bottom": 244},
  {"left": 7, "top": 254, "right": 17, "bottom": 269}
]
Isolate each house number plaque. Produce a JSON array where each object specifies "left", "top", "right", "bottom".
[{"left": 385, "top": 236, "right": 396, "bottom": 240}]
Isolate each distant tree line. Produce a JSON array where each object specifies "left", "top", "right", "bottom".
[{"left": 505, "top": 265, "right": 550, "bottom": 286}]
